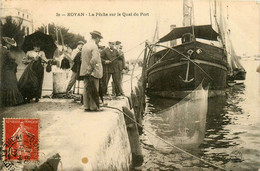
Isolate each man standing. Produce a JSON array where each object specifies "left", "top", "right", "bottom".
[
  {"left": 115, "top": 41, "right": 125, "bottom": 95},
  {"left": 101, "top": 42, "right": 121, "bottom": 96},
  {"left": 66, "top": 41, "right": 84, "bottom": 94},
  {"left": 80, "top": 31, "right": 103, "bottom": 111}
]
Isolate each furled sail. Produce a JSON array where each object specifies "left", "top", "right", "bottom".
[{"left": 210, "top": 0, "right": 246, "bottom": 80}]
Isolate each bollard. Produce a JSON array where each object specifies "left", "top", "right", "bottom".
[
  {"left": 130, "top": 93, "right": 138, "bottom": 116},
  {"left": 134, "top": 86, "right": 141, "bottom": 116},
  {"left": 134, "top": 87, "right": 143, "bottom": 134},
  {"left": 138, "top": 78, "right": 146, "bottom": 109},
  {"left": 122, "top": 106, "right": 143, "bottom": 168},
  {"left": 136, "top": 84, "right": 143, "bottom": 115},
  {"left": 137, "top": 81, "right": 145, "bottom": 118},
  {"left": 130, "top": 93, "right": 143, "bottom": 135}
]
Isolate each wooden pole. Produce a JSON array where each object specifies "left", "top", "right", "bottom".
[
  {"left": 59, "top": 28, "right": 65, "bottom": 50},
  {"left": 122, "top": 106, "right": 143, "bottom": 167},
  {"left": 46, "top": 24, "right": 49, "bottom": 35},
  {"left": 55, "top": 25, "right": 59, "bottom": 57}
]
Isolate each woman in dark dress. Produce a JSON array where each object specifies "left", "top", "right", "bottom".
[
  {"left": 18, "top": 42, "right": 48, "bottom": 103},
  {"left": 0, "top": 37, "right": 24, "bottom": 107}
]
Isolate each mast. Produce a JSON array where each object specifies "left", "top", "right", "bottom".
[
  {"left": 152, "top": 19, "right": 159, "bottom": 51},
  {"left": 183, "top": 0, "right": 195, "bottom": 39},
  {"left": 170, "top": 25, "right": 177, "bottom": 46},
  {"left": 183, "top": 0, "right": 193, "bottom": 26},
  {"left": 152, "top": 20, "right": 159, "bottom": 43},
  {"left": 226, "top": 2, "right": 245, "bottom": 72},
  {"left": 213, "top": 0, "right": 226, "bottom": 48}
]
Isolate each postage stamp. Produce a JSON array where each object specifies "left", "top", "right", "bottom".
[{"left": 2, "top": 118, "right": 39, "bottom": 162}]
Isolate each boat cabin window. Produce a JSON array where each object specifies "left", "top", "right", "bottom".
[{"left": 181, "top": 33, "right": 195, "bottom": 43}]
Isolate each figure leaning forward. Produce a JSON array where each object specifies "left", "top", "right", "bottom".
[
  {"left": 66, "top": 41, "right": 84, "bottom": 95},
  {"left": 80, "top": 31, "right": 103, "bottom": 112}
]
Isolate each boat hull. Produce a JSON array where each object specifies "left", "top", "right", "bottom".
[{"left": 146, "top": 41, "right": 228, "bottom": 98}]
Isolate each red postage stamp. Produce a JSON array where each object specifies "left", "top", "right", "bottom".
[{"left": 3, "top": 118, "right": 39, "bottom": 161}]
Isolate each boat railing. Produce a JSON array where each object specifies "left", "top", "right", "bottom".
[{"left": 145, "top": 42, "right": 213, "bottom": 81}]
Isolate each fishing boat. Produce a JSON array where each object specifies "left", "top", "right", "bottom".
[
  {"left": 142, "top": 0, "right": 237, "bottom": 98},
  {"left": 225, "top": 15, "right": 246, "bottom": 81},
  {"left": 226, "top": 34, "right": 246, "bottom": 81},
  {"left": 144, "top": 26, "right": 228, "bottom": 98}
]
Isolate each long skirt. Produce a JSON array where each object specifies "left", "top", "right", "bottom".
[
  {"left": 1, "top": 65, "right": 24, "bottom": 107},
  {"left": 18, "top": 60, "right": 44, "bottom": 101}
]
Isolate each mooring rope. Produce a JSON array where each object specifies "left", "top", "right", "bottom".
[
  {"left": 103, "top": 106, "right": 226, "bottom": 171},
  {"left": 107, "top": 73, "right": 141, "bottom": 89},
  {"left": 130, "top": 48, "right": 146, "bottom": 93},
  {"left": 123, "top": 41, "right": 146, "bottom": 54}
]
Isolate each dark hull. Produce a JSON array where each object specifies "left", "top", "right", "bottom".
[
  {"left": 228, "top": 69, "right": 246, "bottom": 81},
  {"left": 146, "top": 41, "right": 228, "bottom": 98}
]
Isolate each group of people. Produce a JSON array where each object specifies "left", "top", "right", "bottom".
[
  {"left": 66, "top": 31, "right": 126, "bottom": 112},
  {"left": 101, "top": 40, "right": 125, "bottom": 97},
  {"left": 0, "top": 31, "right": 126, "bottom": 112},
  {"left": 0, "top": 37, "right": 49, "bottom": 107}
]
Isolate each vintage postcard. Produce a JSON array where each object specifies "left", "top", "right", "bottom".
[{"left": 0, "top": 0, "right": 259, "bottom": 170}]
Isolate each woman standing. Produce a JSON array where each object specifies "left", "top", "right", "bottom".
[
  {"left": 0, "top": 37, "right": 24, "bottom": 107},
  {"left": 18, "top": 41, "right": 48, "bottom": 103}
]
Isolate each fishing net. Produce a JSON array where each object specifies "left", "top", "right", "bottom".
[{"left": 143, "top": 83, "right": 208, "bottom": 151}]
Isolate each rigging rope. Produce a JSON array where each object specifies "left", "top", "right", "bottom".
[
  {"left": 150, "top": 43, "right": 214, "bottom": 80},
  {"left": 123, "top": 41, "right": 145, "bottom": 54},
  {"left": 130, "top": 48, "right": 146, "bottom": 93},
  {"left": 107, "top": 73, "right": 141, "bottom": 89},
  {"left": 103, "top": 105, "right": 226, "bottom": 171}
]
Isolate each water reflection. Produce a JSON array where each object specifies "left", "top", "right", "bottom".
[
  {"left": 145, "top": 86, "right": 208, "bottom": 151},
  {"left": 142, "top": 93, "right": 209, "bottom": 169},
  {"left": 141, "top": 60, "right": 260, "bottom": 170},
  {"left": 200, "top": 82, "right": 259, "bottom": 169}
]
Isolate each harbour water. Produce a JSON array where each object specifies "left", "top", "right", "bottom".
[{"left": 140, "top": 59, "right": 260, "bottom": 170}]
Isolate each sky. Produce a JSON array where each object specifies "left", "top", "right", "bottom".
[{"left": 1, "top": 0, "right": 259, "bottom": 59}]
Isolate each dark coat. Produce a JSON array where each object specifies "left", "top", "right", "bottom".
[
  {"left": 117, "top": 50, "right": 125, "bottom": 71},
  {"left": 101, "top": 47, "right": 120, "bottom": 73},
  {"left": 71, "top": 52, "right": 81, "bottom": 73},
  {"left": 71, "top": 52, "right": 83, "bottom": 80},
  {"left": 0, "top": 47, "right": 24, "bottom": 106}
]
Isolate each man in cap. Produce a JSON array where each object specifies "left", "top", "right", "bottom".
[
  {"left": 80, "top": 31, "right": 103, "bottom": 111},
  {"left": 115, "top": 41, "right": 125, "bottom": 95},
  {"left": 101, "top": 41, "right": 122, "bottom": 96},
  {"left": 66, "top": 41, "right": 85, "bottom": 94}
]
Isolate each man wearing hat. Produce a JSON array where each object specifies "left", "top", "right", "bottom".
[
  {"left": 66, "top": 41, "right": 85, "bottom": 94},
  {"left": 115, "top": 41, "right": 125, "bottom": 95},
  {"left": 80, "top": 31, "right": 103, "bottom": 111},
  {"left": 101, "top": 41, "right": 122, "bottom": 96}
]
